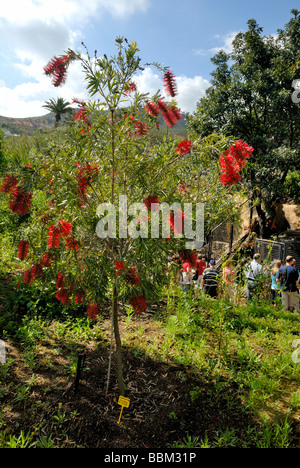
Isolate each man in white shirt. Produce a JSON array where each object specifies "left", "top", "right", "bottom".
[{"left": 245, "top": 253, "right": 263, "bottom": 302}]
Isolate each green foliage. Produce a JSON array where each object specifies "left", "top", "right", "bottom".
[{"left": 188, "top": 10, "right": 300, "bottom": 233}]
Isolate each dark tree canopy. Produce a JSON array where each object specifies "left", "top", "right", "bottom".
[{"left": 188, "top": 10, "right": 300, "bottom": 237}]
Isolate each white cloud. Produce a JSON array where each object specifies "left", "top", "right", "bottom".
[
  {"left": 135, "top": 68, "right": 210, "bottom": 114},
  {"left": 0, "top": 0, "right": 151, "bottom": 117},
  {"left": 209, "top": 31, "right": 239, "bottom": 55},
  {"left": 0, "top": 0, "right": 150, "bottom": 23},
  {"left": 193, "top": 31, "right": 240, "bottom": 58},
  {"left": 176, "top": 75, "right": 210, "bottom": 113}
]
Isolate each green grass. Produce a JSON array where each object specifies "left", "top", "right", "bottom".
[{"left": 0, "top": 282, "right": 299, "bottom": 447}]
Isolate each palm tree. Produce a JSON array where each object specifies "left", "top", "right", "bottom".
[{"left": 43, "top": 97, "right": 72, "bottom": 126}]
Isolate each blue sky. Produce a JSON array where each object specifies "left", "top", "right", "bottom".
[{"left": 0, "top": 0, "right": 298, "bottom": 118}]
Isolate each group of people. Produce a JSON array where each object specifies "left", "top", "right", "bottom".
[{"left": 173, "top": 251, "right": 300, "bottom": 312}]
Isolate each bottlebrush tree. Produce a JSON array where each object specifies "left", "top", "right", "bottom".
[{"left": 0, "top": 37, "right": 253, "bottom": 395}]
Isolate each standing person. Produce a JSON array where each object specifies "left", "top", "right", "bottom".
[
  {"left": 222, "top": 259, "right": 235, "bottom": 298},
  {"left": 194, "top": 254, "right": 206, "bottom": 293},
  {"left": 277, "top": 256, "right": 299, "bottom": 312},
  {"left": 244, "top": 253, "right": 263, "bottom": 302},
  {"left": 202, "top": 260, "right": 219, "bottom": 298},
  {"left": 271, "top": 260, "right": 282, "bottom": 304},
  {"left": 180, "top": 258, "right": 192, "bottom": 293}
]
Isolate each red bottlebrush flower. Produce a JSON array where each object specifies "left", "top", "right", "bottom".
[
  {"left": 126, "top": 267, "right": 140, "bottom": 286},
  {"left": 0, "top": 174, "right": 18, "bottom": 193},
  {"left": 164, "top": 70, "right": 177, "bottom": 97},
  {"left": 41, "top": 252, "right": 54, "bottom": 267},
  {"left": 18, "top": 241, "right": 30, "bottom": 260},
  {"left": 55, "top": 273, "right": 65, "bottom": 289},
  {"left": 47, "top": 225, "right": 61, "bottom": 249},
  {"left": 220, "top": 151, "right": 242, "bottom": 187},
  {"left": 129, "top": 295, "right": 147, "bottom": 314},
  {"left": 163, "top": 107, "right": 181, "bottom": 128},
  {"left": 75, "top": 162, "right": 98, "bottom": 199},
  {"left": 65, "top": 237, "right": 80, "bottom": 251},
  {"left": 145, "top": 101, "right": 160, "bottom": 118},
  {"left": 169, "top": 106, "right": 181, "bottom": 122},
  {"left": 74, "top": 108, "right": 88, "bottom": 125},
  {"left": 125, "top": 81, "right": 137, "bottom": 95},
  {"left": 59, "top": 219, "right": 73, "bottom": 237},
  {"left": 219, "top": 140, "right": 254, "bottom": 186},
  {"left": 23, "top": 268, "right": 35, "bottom": 286},
  {"left": 144, "top": 195, "right": 160, "bottom": 211},
  {"left": 115, "top": 261, "right": 125, "bottom": 274},
  {"left": 31, "top": 263, "right": 43, "bottom": 278},
  {"left": 176, "top": 139, "right": 193, "bottom": 156},
  {"left": 168, "top": 209, "right": 185, "bottom": 236},
  {"left": 44, "top": 49, "right": 76, "bottom": 87},
  {"left": 157, "top": 99, "right": 168, "bottom": 114},
  {"left": 135, "top": 121, "right": 149, "bottom": 137},
  {"left": 87, "top": 303, "right": 99, "bottom": 320},
  {"left": 75, "top": 291, "right": 85, "bottom": 305},
  {"left": 8, "top": 189, "right": 32, "bottom": 216},
  {"left": 56, "top": 288, "right": 70, "bottom": 305},
  {"left": 23, "top": 263, "right": 43, "bottom": 285}
]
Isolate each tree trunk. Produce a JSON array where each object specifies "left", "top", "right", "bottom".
[{"left": 112, "top": 286, "right": 125, "bottom": 396}]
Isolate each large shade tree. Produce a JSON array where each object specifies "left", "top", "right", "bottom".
[{"left": 188, "top": 9, "right": 300, "bottom": 237}]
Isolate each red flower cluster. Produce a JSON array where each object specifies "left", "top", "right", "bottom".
[
  {"left": 220, "top": 139, "right": 254, "bottom": 187},
  {"left": 176, "top": 139, "right": 193, "bottom": 156},
  {"left": 87, "top": 303, "right": 99, "bottom": 320},
  {"left": 129, "top": 295, "right": 147, "bottom": 314},
  {"left": 65, "top": 237, "right": 80, "bottom": 252},
  {"left": 115, "top": 261, "right": 125, "bottom": 274},
  {"left": 23, "top": 251, "right": 54, "bottom": 285},
  {"left": 126, "top": 267, "right": 140, "bottom": 286},
  {"left": 75, "top": 291, "right": 85, "bottom": 305},
  {"left": 125, "top": 114, "right": 149, "bottom": 138},
  {"left": 56, "top": 288, "right": 70, "bottom": 306},
  {"left": 18, "top": 241, "right": 30, "bottom": 261},
  {"left": 54, "top": 273, "right": 70, "bottom": 305},
  {"left": 73, "top": 99, "right": 92, "bottom": 134},
  {"left": 23, "top": 264, "right": 43, "bottom": 285},
  {"left": 47, "top": 220, "right": 76, "bottom": 250},
  {"left": 164, "top": 70, "right": 177, "bottom": 97},
  {"left": 41, "top": 252, "right": 54, "bottom": 268},
  {"left": 0, "top": 174, "right": 18, "bottom": 193},
  {"left": 47, "top": 225, "right": 61, "bottom": 249},
  {"left": 55, "top": 273, "right": 65, "bottom": 289},
  {"left": 144, "top": 195, "right": 160, "bottom": 211},
  {"left": 75, "top": 162, "right": 98, "bottom": 199},
  {"left": 125, "top": 81, "right": 137, "bottom": 95},
  {"left": 169, "top": 209, "right": 185, "bottom": 236},
  {"left": 135, "top": 121, "right": 149, "bottom": 137},
  {"left": 8, "top": 189, "right": 32, "bottom": 216},
  {"left": 145, "top": 102, "right": 160, "bottom": 118},
  {"left": 144, "top": 99, "right": 181, "bottom": 128},
  {"left": 158, "top": 100, "right": 182, "bottom": 128},
  {"left": 44, "top": 49, "right": 76, "bottom": 87}
]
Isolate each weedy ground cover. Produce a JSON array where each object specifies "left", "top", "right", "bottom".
[{"left": 1, "top": 280, "right": 299, "bottom": 448}]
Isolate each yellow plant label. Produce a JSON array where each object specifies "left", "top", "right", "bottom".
[
  {"left": 118, "top": 396, "right": 130, "bottom": 408},
  {"left": 117, "top": 396, "right": 130, "bottom": 424}
]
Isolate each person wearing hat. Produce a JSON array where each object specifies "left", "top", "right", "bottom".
[
  {"left": 201, "top": 259, "right": 219, "bottom": 298},
  {"left": 277, "top": 255, "right": 299, "bottom": 312}
]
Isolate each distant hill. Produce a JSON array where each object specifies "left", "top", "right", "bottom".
[
  {"left": 0, "top": 114, "right": 55, "bottom": 136},
  {"left": 0, "top": 111, "right": 188, "bottom": 137}
]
